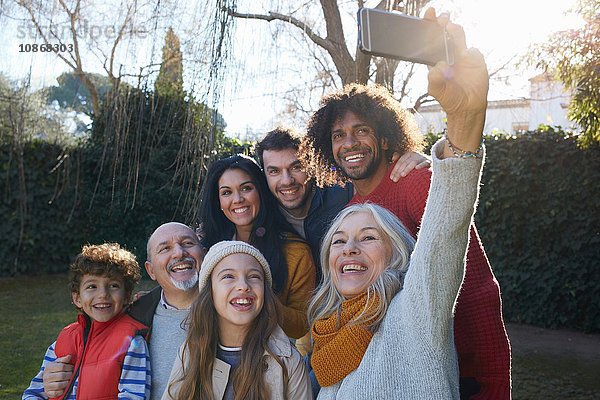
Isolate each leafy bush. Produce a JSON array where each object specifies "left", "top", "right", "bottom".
[
  {"left": 0, "top": 88, "right": 222, "bottom": 276},
  {"left": 426, "top": 127, "right": 600, "bottom": 332},
  {"left": 0, "top": 141, "right": 84, "bottom": 275}
]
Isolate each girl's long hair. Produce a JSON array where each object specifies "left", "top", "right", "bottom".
[
  {"left": 167, "top": 279, "right": 288, "bottom": 400},
  {"left": 199, "top": 154, "right": 298, "bottom": 294},
  {"left": 307, "top": 203, "right": 415, "bottom": 332}
]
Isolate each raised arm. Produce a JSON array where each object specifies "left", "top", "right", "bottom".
[
  {"left": 402, "top": 7, "right": 488, "bottom": 339},
  {"left": 424, "top": 7, "right": 488, "bottom": 159}
]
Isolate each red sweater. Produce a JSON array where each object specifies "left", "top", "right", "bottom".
[
  {"left": 53, "top": 312, "right": 148, "bottom": 400},
  {"left": 350, "top": 165, "right": 511, "bottom": 399}
]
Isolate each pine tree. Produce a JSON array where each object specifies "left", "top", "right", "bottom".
[{"left": 155, "top": 27, "right": 184, "bottom": 97}]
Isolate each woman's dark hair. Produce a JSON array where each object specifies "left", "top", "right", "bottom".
[{"left": 198, "top": 154, "right": 297, "bottom": 294}]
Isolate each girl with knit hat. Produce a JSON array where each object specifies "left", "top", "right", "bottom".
[{"left": 163, "top": 241, "right": 312, "bottom": 400}]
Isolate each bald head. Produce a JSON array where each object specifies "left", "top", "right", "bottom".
[{"left": 146, "top": 222, "right": 197, "bottom": 260}]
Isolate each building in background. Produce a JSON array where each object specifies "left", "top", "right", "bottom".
[{"left": 415, "top": 74, "right": 575, "bottom": 134}]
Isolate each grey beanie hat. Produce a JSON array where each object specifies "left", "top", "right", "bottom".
[{"left": 198, "top": 240, "right": 272, "bottom": 292}]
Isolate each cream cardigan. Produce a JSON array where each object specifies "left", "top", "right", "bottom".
[{"left": 162, "top": 324, "right": 312, "bottom": 400}]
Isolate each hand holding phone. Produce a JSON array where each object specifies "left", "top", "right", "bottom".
[
  {"left": 421, "top": 7, "right": 488, "bottom": 157},
  {"left": 357, "top": 8, "right": 454, "bottom": 66}
]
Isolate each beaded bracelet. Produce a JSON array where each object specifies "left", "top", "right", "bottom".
[{"left": 444, "top": 133, "right": 484, "bottom": 158}]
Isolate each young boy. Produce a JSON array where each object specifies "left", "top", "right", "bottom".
[{"left": 23, "top": 243, "right": 151, "bottom": 399}]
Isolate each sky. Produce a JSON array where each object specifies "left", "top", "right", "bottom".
[
  {"left": 0, "top": 0, "right": 584, "bottom": 137},
  {"left": 217, "top": 0, "right": 584, "bottom": 136}
]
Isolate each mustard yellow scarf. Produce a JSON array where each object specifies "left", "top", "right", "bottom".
[{"left": 311, "top": 292, "right": 380, "bottom": 387}]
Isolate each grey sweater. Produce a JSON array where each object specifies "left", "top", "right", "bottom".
[
  {"left": 317, "top": 139, "right": 484, "bottom": 400},
  {"left": 150, "top": 305, "right": 189, "bottom": 399}
]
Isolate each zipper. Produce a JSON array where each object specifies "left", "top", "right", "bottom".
[{"left": 61, "top": 317, "right": 91, "bottom": 400}]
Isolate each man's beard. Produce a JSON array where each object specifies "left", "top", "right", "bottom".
[
  {"left": 339, "top": 148, "right": 382, "bottom": 180},
  {"left": 171, "top": 272, "right": 199, "bottom": 291}
]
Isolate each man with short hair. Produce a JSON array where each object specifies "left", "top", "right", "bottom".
[
  {"left": 42, "top": 222, "right": 204, "bottom": 399},
  {"left": 255, "top": 127, "right": 353, "bottom": 279},
  {"left": 302, "top": 82, "right": 511, "bottom": 399}
]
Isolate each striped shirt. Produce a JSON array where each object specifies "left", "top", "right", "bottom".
[{"left": 22, "top": 335, "right": 151, "bottom": 399}]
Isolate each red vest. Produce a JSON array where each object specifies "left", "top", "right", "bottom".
[{"left": 52, "top": 312, "right": 148, "bottom": 400}]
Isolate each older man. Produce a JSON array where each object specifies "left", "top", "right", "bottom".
[{"left": 41, "top": 222, "right": 204, "bottom": 399}]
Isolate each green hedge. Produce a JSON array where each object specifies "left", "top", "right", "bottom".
[
  {"left": 426, "top": 128, "right": 600, "bottom": 332},
  {"left": 481, "top": 128, "right": 599, "bottom": 332},
  {"left": 0, "top": 141, "right": 83, "bottom": 274},
  {"left": 0, "top": 89, "right": 220, "bottom": 276}
]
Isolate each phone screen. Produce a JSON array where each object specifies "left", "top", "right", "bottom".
[{"left": 358, "top": 8, "right": 453, "bottom": 66}]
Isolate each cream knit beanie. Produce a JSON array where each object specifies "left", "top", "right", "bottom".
[{"left": 198, "top": 240, "right": 272, "bottom": 291}]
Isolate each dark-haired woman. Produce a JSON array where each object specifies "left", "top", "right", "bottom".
[{"left": 199, "top": 154, "right": 316, "bottom": 340}]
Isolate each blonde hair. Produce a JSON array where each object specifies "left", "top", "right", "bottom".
[{"left": 307, "top": 203, "right": 415, "bottom": 331}]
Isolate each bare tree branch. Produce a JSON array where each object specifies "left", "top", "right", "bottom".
[
  {"left": 18, "top": 0, "right": 100, "bottom": 114},
  {"left": 108, "top": 1, "right": 137, "bottom": 85},
  {"left": 16, "top": 0, "right": 162, "bottom": 115},
  {"left": 19, "top": 1, "right": 77, "bottom": 70},
  {"left": 489, "top": 54, "right": 518, "bottom": 78},
  {"left": 225, "top": 1, "right": 361, "bottom": 85},
  {"left": 225, "top": 8, "right": 331, "bottom": 51},
  {"left": 319, "top": 0, "right": 356, "bottom": 84},
  {"left": 397, "top": 62, "right": 416, "bottom": 101},
  {"left": 412, "top": 91, "right": 435, "bottom": 111},
  {"left": 59, "top": 0, "right": 100, "bottom": 115},
  {"left": 224, "top": 0, "right": 428, "bottom": 116}
]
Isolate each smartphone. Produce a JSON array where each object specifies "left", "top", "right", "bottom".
[{"left": 357, "top": 8, "right": 453, "bottom": 66}]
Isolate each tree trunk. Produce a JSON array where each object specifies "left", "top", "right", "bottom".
[{"left": 319, "top": 0, "right": 358, "bottom": 85}]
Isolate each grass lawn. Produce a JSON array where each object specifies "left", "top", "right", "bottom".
[
  {"left": 513, "top": 353, "right": 600, "bottom": 400},
  {"left": 0, "top": 275, "right": 157, "bottom": 399}
]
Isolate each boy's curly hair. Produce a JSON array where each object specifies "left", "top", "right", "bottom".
[{"left": 69, "top": 243, "right": 141, "bottom": 303}]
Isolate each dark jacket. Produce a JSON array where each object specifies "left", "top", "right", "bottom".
[
  {"left": 303, "top": 183, "right": 353, "bottom": 283},
  {"left": 128, "top": 285, "right": 162, "bottom": 337}
]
